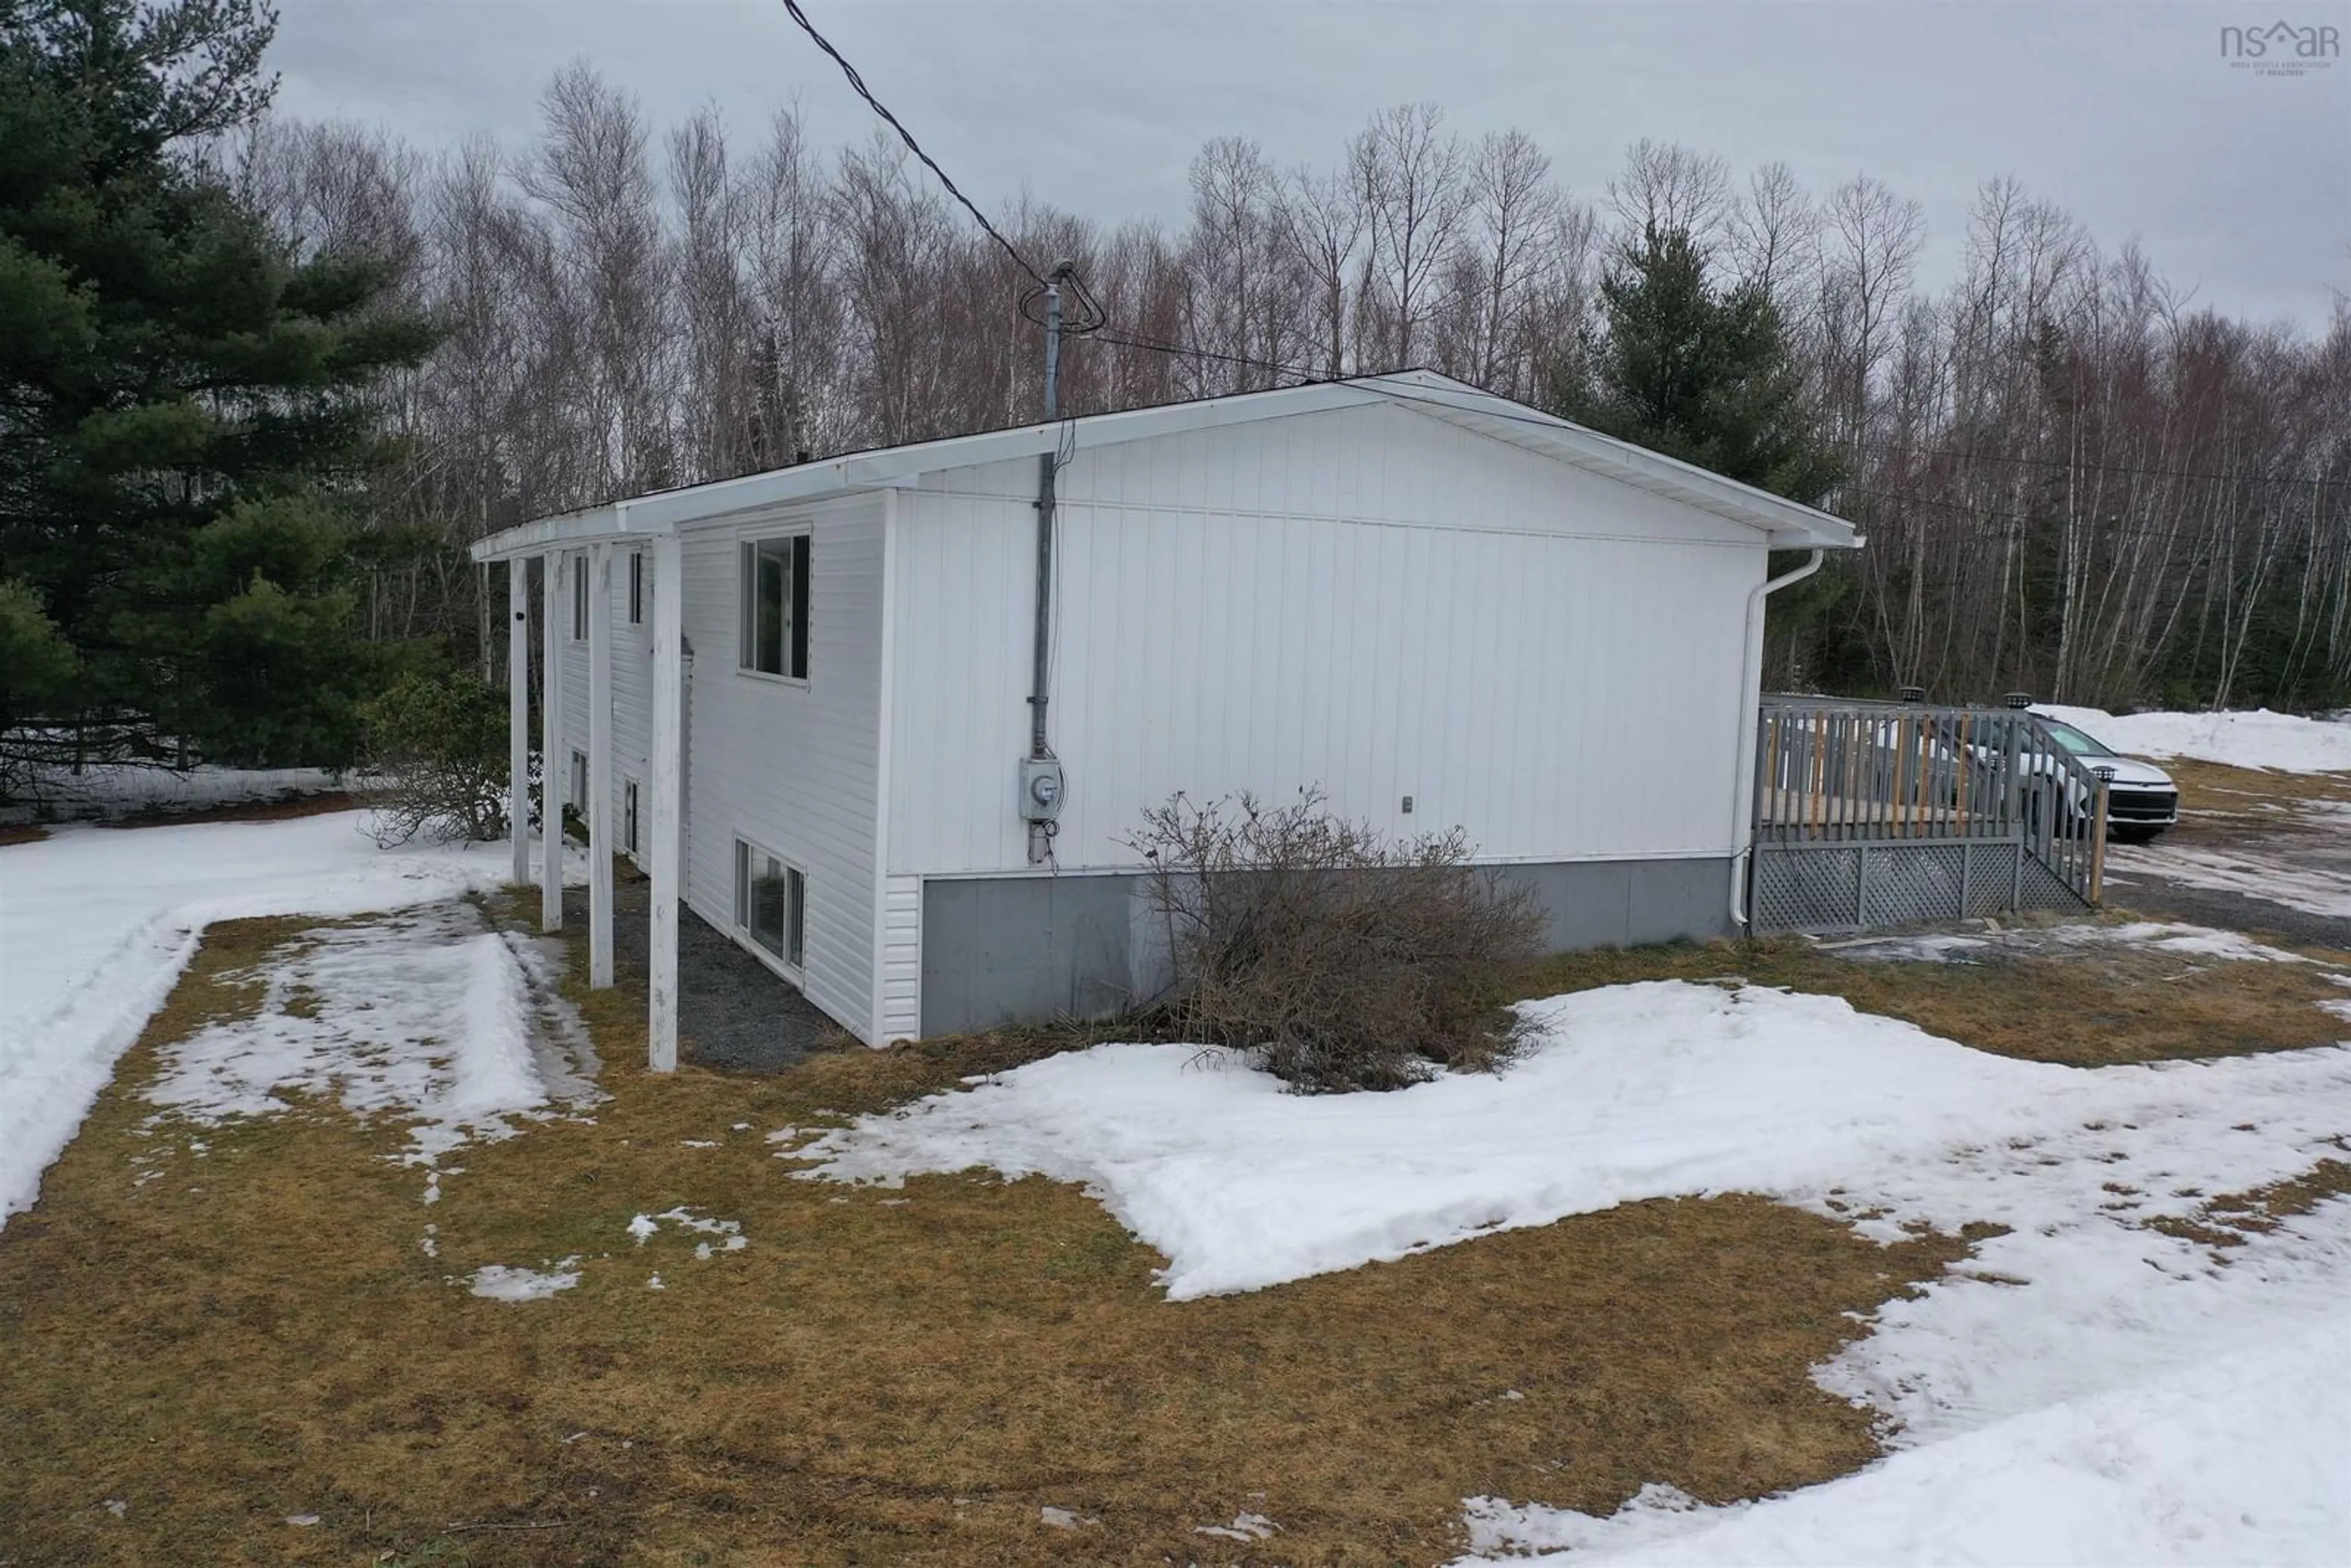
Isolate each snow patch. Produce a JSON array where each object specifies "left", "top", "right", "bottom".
[
  {"left": 2105, "top": 842, "right": 2351, "bottom": 921},
  {"left": 801, "top": 980, "right": 2351, "bottom": 1564},
  {"left": 1830, "top": 919, "right": 2314, "bottom": 966},
  {"left": 1461, "top": 1310, "right": 2351, "bottom": 1566},
  {"left": 138, "top": 901, "right": 594, "bottom": 1168},
  {"left": 2, "top": 812, "right": 579, "bottom": 1230},
  {"left": 7, "top": 761, "right": 342, "bottom": 821},
  {"left": 1197, "top": 1511, "right": 1280, "bottom": 1542},
  {"left": 469, "top": 1260, "right": 580, "bottom": 1301},
  {"left": 799, "top": 981, "right": 2351, "bottom": 1297},
  {"left": 2034, "top": 704, "right": 2351, "bottom": 775},
  {"left": 627, "top": 1206, "right": 746, "bottom": 1255}
]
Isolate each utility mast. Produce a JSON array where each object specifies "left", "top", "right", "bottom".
[{"left": 1020, "top": 260, "right": 1076, "bottom": 863}]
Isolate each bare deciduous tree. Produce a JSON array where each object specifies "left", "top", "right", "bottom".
[{"left": 222, "top": 69, "right": 2350, "bottom": 715}]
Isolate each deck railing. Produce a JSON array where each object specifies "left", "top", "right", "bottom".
[{"left": 1751, "top": 698, "right": 2109, "bottom": 925}]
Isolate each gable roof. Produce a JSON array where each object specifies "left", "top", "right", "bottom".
[{"left": 469, "top": 370, "right": 1860, "bottom": 561}]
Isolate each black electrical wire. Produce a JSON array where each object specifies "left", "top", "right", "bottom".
[
  {"left": 1088, "top": 326, "right": 1320, "bottom": 382},
  {"left": 776, "top": 0, "right": 1045, "bottom": 287},
  {"left": 774, "top": 4, "right": 1319, "bottom": 373},
  {"left": 765, "top": 3, "right": 2337, "bottom": 510}
]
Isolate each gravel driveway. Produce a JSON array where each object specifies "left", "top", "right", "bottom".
[{"left": 2099, "top": 796, "right": 2351, "bottom": 950}]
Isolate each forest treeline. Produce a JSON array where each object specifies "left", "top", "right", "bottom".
[
  {"left": 243, "top": 66, "right": 2350, "bottom": 712},
  {"left": 7, "top": 0, "right": 2346, "bottom": 785}
]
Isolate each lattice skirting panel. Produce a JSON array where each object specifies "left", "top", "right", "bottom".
[{"left": 1751, "top": 839, "right": 2090, "bottom": 934}]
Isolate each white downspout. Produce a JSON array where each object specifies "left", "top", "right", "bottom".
[{"left": 1728, "top": 547, "right": 1824, "bottom": 932}]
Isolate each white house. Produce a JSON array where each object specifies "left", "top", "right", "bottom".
[{"left": 470, "top": 372, "right": 1859, "bottom": 1069}]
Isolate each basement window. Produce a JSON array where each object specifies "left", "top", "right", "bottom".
[
  {"left": 735, "top": 839, "right": 805, "bottom": 970},
  {"left": 568, "top": 749, "right": 587, "bottom": 814},
  {"left": 570, "top": 556, "right": 588, "bottom": 641},
  {"left": 739, "top": 533, "right": 810, "bottom": 680}
]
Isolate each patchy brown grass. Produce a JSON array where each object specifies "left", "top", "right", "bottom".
[
  {"left": 97, "top": 789, "right": 360, "bottom": 829},
  {"left": 1513, "top": 921, "right": 2351, "bottom": 1068},
  {"left": 0, "top": 902, "right": 1973, "bottom": 1567},
  {"left": 2149, "top": 1148, "right": 2351, "bottom": 1253},
  {"left": 0, "top": 822, "right": 49, "bottom": 846},
  {"left": 2159, "top": 757, "right": 2351, "bottom": 837}
]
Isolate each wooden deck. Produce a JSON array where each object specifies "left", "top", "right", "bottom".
[{"left": 1751, "top": 700, "right": 2111, "bottom": 918}]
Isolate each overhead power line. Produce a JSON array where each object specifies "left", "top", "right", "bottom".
[
  {"left": 1892, "top": 445, "right": 2333, "bottom": 490},
  {"left": 775, "top": 0, "right": 1044, "bottom": 286},
  {"left": 1089, "top": 326, "right": 1318, "bottom": 383},
  {"left": 774, "top": 2, "right": 1330, "bottom": 371},
  {"left": 765, "top": 8, "right": 2342, "bottom": 510}
]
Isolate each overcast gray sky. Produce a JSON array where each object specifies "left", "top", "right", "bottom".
[{"left": 269, "top": 0, "right": 2348, "bottom": 332}]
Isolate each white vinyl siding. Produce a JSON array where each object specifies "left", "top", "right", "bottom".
[
  {"left": 885, "top": 401, "right": 1763, "bottom": 875},
  {"left": 678, "top": 495, "right": 885, "bottom": 1040},
  {"left": 569, "top": 396, "right": 1796, "bottom": 1047},
  {"left": 877, "top": 874, "right": 922, "bottom": 1042},
  {"left": 560, "top": 550, "right": 658, "bottom": 857}
]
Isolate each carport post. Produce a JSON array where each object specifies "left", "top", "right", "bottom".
[
  {"left": 588, "top": 541, "right": 615, "bottom": 989},
  {"left": 507, "top": 560, "right": 530, "bottom": 888},
  {"left": 648, "top": 531, "right": 683, "bottom": 1072},
  {"left": 539, "top": 550, "right": 565, "bottom": 932}
]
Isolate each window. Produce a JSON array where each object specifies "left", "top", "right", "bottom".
[
  {"left": 568, "top": 750, "right": 588, "bottom": 813},
  {"left": 622, "top": 779, "right": 640, "bottom": 855},
  {"left": 627, "top": 550, "right": 644, "bottom": 626},
  {"left": 739, "top": 533, "right": 810, "bottom": 680},
  {"left": 2038, "top": 721, "right": 2115, "bottom": 759},
  {"left": 735, "top": 839, "right": 805, "bottom": 969},
  {"left": 570, "top": 556, "right": 588, "bottom": 641}
]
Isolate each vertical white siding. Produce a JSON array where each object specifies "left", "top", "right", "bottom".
[
  {"left": 676, "top": 495, "right": 886, "bottom": 1040},
  {"left": 887, "top": 402, "right": 1767, "bottom": 875},
  {"left": 877, "top": 874, "right": 922, "bottom": 1042},
  {"left": 559, "top": 545, "right": 656, "bottom": 863}
]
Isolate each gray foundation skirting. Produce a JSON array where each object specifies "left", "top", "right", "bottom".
[{"left": 917, "top": 856, "right": 1736, "bottom": 1038}]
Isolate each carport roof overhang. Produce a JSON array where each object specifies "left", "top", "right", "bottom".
[{"left": 467, "top": 370, "right": 1862, "bottom": 564}]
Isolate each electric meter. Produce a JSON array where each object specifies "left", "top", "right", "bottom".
[{"left": 1019, "top": 756, "right": 1065, "bottom": 823}]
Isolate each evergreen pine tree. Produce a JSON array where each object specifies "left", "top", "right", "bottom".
[
  {"left": 1551, "top": 223, "right": 1851, "bottom": 686},
  {"left": 0, "top": 0, "right": 438, "bottom": 767},
  {"left": 1553, "top": 223, "right": 1840, "bottom": 505}
]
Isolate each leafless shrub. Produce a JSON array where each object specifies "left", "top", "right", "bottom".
[{"left": 1127, "top": 790, "right": 1547, "bottom": 1093}]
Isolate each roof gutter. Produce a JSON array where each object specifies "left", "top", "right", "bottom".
[{"left": 1728, "top": 549, "right": 1824, "bottom": 933}]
